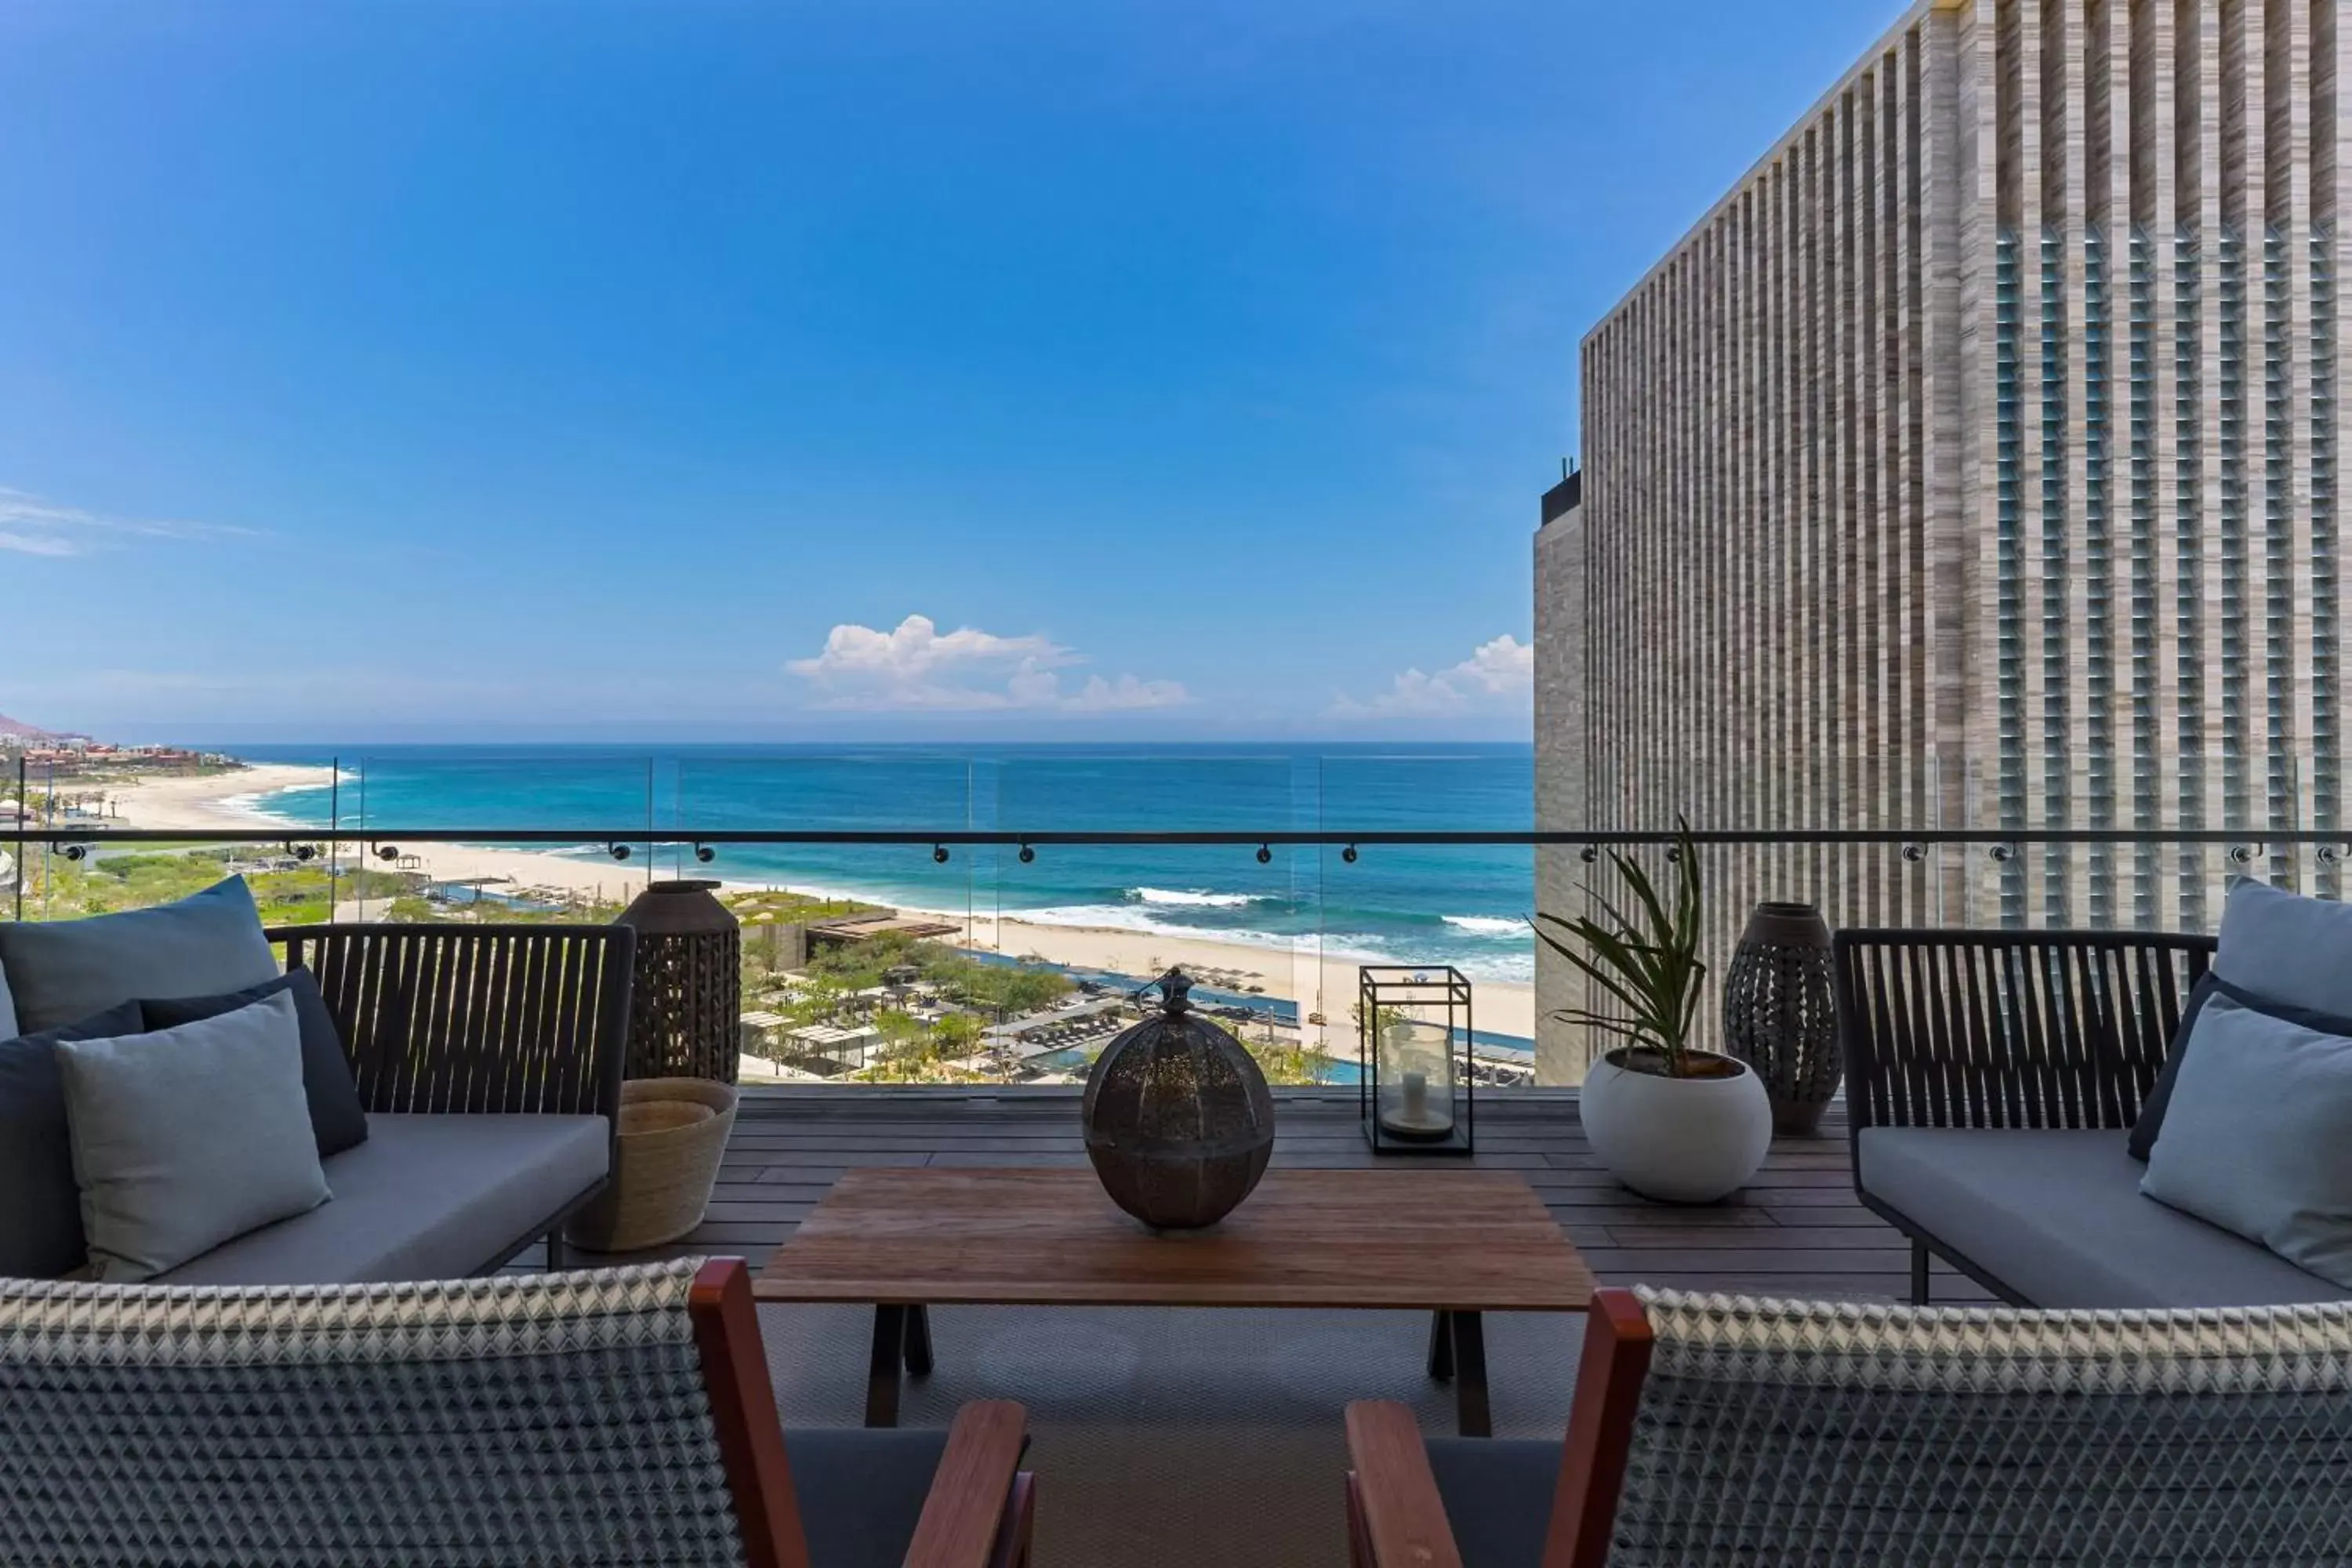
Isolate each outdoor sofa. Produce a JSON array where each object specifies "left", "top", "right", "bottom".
[
  {"left": 178, "top": 921, "right": 635, "bottom": 1283},
  {"left": 1, "top": 909, "right": 632, "bottom": 1285},
  {"left": 1835, "top": 922, "right": 2352, "bottom": 1307}
]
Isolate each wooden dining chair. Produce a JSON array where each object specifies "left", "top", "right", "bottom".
[
  {"left": 0, "top": 1256, "right": 1035, "bottom": 1568},
  {"left": 1345, "top": 1284, "right": 2352, "bottom": 1567}
]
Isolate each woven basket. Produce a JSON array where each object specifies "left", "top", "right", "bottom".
[{"left": 564, "top": 1077, "right": 739, "bottom": 1253}]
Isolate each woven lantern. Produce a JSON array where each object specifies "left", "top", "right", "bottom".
[
  {"left": 1082, "top": 970, "right": 1275, "bottom": 1230},
  {"left": 614, "top": 880, "right": 742, "bottom": 1084},
  {"left": 1722, "top": 900, "right": 1838, "bottom": 1134}
]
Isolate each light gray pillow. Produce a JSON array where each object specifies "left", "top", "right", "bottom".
[
  {"left": 0, "top": 877, "right": 278, "bottom": 1034},
  {"left": 2215, "top": 877, "right": 2352, "bottom": 1017},
  {"left": 0, "top": 954, "right": 16, "bottom": 1040},
  {"left": 56, "top": 991, "right": 329, "bottom": 1282},
  {"left": 2140, "top": 994, "right": 2352, "bottom": 1287}
]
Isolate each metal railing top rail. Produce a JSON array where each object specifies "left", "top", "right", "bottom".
[{"left": 7, "top": 826, "right": 2352, "bottom": 849}]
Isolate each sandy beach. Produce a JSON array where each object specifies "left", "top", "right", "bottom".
[{"left": 112, "top": 765, "right": 1539, "bottom": 1044}]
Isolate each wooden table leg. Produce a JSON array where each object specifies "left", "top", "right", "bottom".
[
  {"left": 866, "top": 1304, "right": 906, "bottom": 1428},
  {"left": 1425, "top": 1310, "right": 1454, "bottom": 1381},
  {"left": 1450, "top": 1310, "right": 1491, "bottom": 1438},
  {"left": 904, "top": 1303, "right": 935, "bottom": 1377}
]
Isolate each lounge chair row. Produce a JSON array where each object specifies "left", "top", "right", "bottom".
[{"left": 7, "top": 1256, "right": 2349, "bottom": 1567}]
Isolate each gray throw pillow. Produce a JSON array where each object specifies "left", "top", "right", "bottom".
[
  {"left": 141, "top": 968, "right": 368, "bottom": 1157},
  {"left": 0, "top": 877, "right": 279, "bottom": 1034},
  {"left": 2141, "top": 994, "right": 2352, "bottom": 1287},
  {"left": 2215, "top": 877, "right": 2352, "bottom": 1018},
  {"left": 57, "top": 991, "right": 330, "bottom": 1282},
  {"left": 2128, "top": 972, "right": 2352, "bottom": 1160},
  {"left": 0, "top": 1000, "right": 147, "bottom": 1277},
  {"left": 0, "top": 956, "right": 16, "bottom": 1040}
]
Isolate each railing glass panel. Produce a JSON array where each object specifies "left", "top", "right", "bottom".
[
  {"left": 673, "top": 753, "right": 977, "bottom": 1084},
  {"left": 980, "top": 750, "right": 1319, "bottom": 1085}
]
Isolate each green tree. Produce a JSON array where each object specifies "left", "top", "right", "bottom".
[{"left": 931, "top": 1011, "right": 984, "bottom": 1056}]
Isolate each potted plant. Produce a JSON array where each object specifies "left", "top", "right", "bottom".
[{"left": 1534, "top": 821, "right": 1770, "bottom": 1203}]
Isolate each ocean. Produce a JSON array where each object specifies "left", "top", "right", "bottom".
[{"left": 225, "top": 743, "right": 1537, "bottom": 985}]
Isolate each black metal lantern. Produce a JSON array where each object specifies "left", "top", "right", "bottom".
[
  {"left": 1722, "top": 900, "right": 1838, "bottom": 1134},
  {"left": 1358, "top": 967, "right": 1474, "bottom": 1155},
  {"left": 1082, "top": 970, "right": 1276, "bottom": 1230},
  {"left": 613, "top": 879, "right": 743, "bottom": 1084}
]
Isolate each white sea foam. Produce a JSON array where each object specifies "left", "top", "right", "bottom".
[
  {"left": 211, "top": 766, "right": 347, "bottom": 828},
  {"left": 1000, "top": 902, "right": 1535, "bottom": 983},
  {"left": 1014, "top": 903, "right": 1302, "bottom": 945},
  {"left": 1442, "top": 915, "right": 1528, "bottom": 938},
  {"left": 1129, "top": 887, "right": 1262, "bottom": 909}
]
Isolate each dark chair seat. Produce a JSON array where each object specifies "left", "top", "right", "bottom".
[
  {"left": 786, "top": 1427, "right": 953, "bottom": 1568},
  {"left": 1422, "top": 1436, "right": 1563, "bottom": 1568}
]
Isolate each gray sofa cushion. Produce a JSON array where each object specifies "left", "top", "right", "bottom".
[
  {"left": 0, "top": 877, "right": 278, "bottom": 1033},
  {"left": 0, "top": 1000, "right": 145, "bottom": 1278},
  {"left": 155, "top": 1113, "right": 608, "bottom": 1285},
  {"left": 1424, "top": 1436, "right": 1561, "bottom": 1568},
  {"left": 2141, "top": 997, "right": 2352, "bottom": 1287},
  {"left": 59, "top": 993, "right": 331, "bottom": 1282},
  {"left": 2215, "top": 877, "right": 2352, "bottom": 1016},
  {"left": 2128, "top": 971, "right": 2352, "bottom": 1160},
  {"left": 142, "top": 969, "right": 368, "bottom": 1157},
  {"left": 1858, "top": 1127, "right": 2352, "bottom": 1308}
]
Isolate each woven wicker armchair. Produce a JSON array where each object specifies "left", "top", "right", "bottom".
[
  {"left": 1345, "top": 1285, "right": 2352, "bottom": 1568},
  {"left": 0, "top": 1256, "right": 1036, "bottom": 1568}
]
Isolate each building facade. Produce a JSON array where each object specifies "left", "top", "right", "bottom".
[{"left": 1536, "top": 0, "right": 2347, "bottom": 1081}]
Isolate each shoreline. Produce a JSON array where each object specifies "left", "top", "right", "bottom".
[{"left": 107, "top": 764, "right": 1541, "bottom": 1046}]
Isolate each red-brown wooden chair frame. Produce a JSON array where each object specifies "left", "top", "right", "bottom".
[
  {"left": 690, "top": 1258, "right": 1038, "bottom": 1568},
  {"left": 1343, "top": 1287, "right": 1654, "bottom": 1568}
]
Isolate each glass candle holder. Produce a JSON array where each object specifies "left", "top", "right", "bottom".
[{"left": 1377, "top": 1017, "right": 1457, "bottom": 1140}]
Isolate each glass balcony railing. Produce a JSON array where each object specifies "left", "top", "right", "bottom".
[{"left": 3, "top": 742, "right": 2343, "bottom": 1091}]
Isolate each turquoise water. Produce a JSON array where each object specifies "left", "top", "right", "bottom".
[{"left": 223, "top": 743, "right": 1537, "bottom": 985}]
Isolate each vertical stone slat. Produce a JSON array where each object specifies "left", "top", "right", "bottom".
[
  {"left": 2018, "top": 0, "right": 2049, "bottom": 924},
  {"left": 2064, "top": 0, "right": 2097, "bottom": 922},
  {"left": 2197, "top": 0, "right": 2227, "bottom": 906},
  {"left": 2281, "top": 0, "right": 2314, "bottom": 870}
]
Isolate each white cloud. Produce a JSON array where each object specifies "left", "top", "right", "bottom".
[
  {"left": 1337, "top": 633, "right": 1534, "bottom": 717},
  {"left": 787, "top": 615, "right": 1190, "bottom": 713},
  {"left": 1063, "top": 673, "right": 1192, "bottom": 712},
  {"left": 0, "top": 531, "right": 80, "bottom": 557},
  {"left": 0, "top": 487, "right": 252, "bottom": 557}
]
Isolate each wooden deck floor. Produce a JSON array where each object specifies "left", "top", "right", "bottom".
[{"left": 593, "top": 1088, "right": 1992, "bottom": 1305}]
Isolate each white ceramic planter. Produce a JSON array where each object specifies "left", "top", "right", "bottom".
[{"left": 1579, "top": 1047, "right": 1773, "bottom": 1203}]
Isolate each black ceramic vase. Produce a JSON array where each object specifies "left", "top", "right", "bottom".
[{"left": 1082, "top": 970, "right": 1276, "bottom": 1229}]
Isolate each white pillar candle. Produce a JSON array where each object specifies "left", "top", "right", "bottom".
[{"left": 1403, "top": 1069, "right": 1428, "bottom": 1123}]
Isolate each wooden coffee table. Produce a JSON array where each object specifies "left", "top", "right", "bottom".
[{"left": 753, "top": 1166, "right": 1593, "bottom": 1436}]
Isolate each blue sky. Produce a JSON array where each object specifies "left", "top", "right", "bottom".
[{"left": 1, "top": 0, "right": 1897, "bottom": 744}]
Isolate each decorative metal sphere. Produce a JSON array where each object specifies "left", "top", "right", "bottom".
[{"left": 1082, "top": 969, "right": 1275, "bottom": 1231}]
